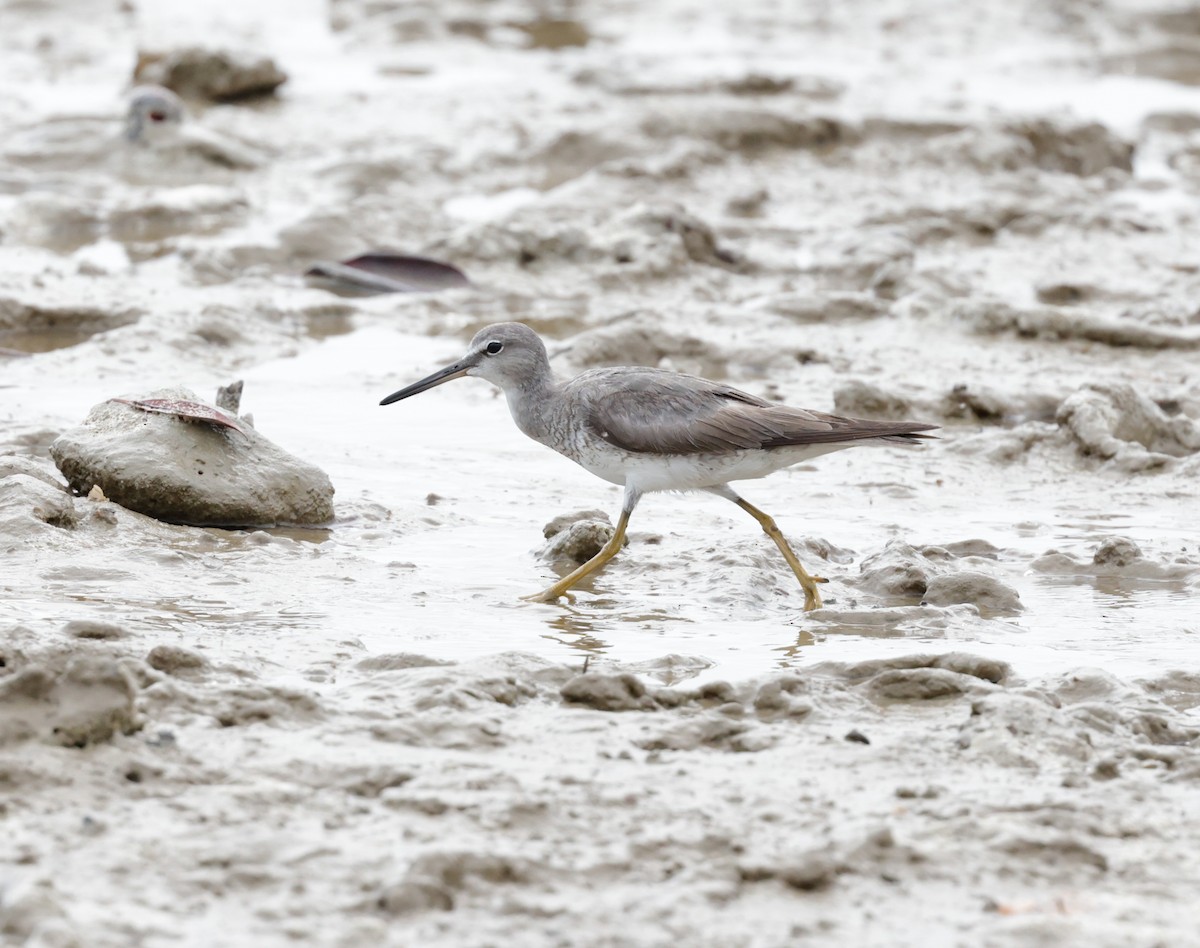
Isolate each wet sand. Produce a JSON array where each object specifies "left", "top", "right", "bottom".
[{"left": 2, "top": 0, "right": 1200, "bottom": 944}]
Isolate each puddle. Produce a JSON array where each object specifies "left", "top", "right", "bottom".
[
  {"left": 1104, "top": 46, "right": 1200, "bottom": 86},
  {"left": 0, "top": 328, "right": 100, "bottom": 353},
  {"left": 303, "top": 310, "right": 355, "bottom": 339},
  {"left": 257, "top": 524, "right": 335, "bottom": 544},
  {"left": 515, "top": 18, "right": 591, "bottom": 49}
]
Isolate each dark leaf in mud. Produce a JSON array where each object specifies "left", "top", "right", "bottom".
[
  {"left": 305, "top": 253, "right": 471, "bottom": 296},
  {"left": 110, "top": 397, "right": 247, "bottom": 434}
]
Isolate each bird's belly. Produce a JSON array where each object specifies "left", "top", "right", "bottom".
[{"left": 568, "top": 443, "right": 854, "bottom": 491}]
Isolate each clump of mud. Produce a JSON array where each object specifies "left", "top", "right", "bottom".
[
  {"left": 134, "top": 48, "right": 288, "bottom": 101},
  {"left": 0, "top": 633, "right": 140, "bottom": 747}
]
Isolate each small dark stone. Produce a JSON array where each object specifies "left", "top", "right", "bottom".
[
  {"left": 134, "top": 47, "right": 288, "bottom": 101},
  {"left": 780, "top": 852, "right": 838, "bottom": 891},
  {"left": 63, "top": 619, "right": 128, "bottom": 640},
  {"left": 844, "top": 729, "right": 870, "bottom": 745},
  {"left": 215, "top": 380, "right": 243, "bottom": 413},
  {"left": 146, "top": 644, "right": 208, "bottom": 675}
]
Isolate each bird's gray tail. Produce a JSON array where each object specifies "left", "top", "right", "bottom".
[{"left": 876, "top": 429, "right": 938, "bottom": 445}]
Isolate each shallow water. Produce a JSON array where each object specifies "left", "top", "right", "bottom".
[{"left": 5, "top": 321, "right": 1195, "bottom": 688}]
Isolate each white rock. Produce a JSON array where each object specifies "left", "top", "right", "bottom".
[{"left": 50, "top": 387, "right": 334, "bottom": 527}]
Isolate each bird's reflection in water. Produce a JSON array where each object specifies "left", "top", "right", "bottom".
[
  {"left": 540, "top": 610, "right": 611, "bottom": 655},
  {"left": 774, "top": 626, "right": 818, "bottom": 665},
  {"left": 538, "top": 604, "right": 690, "bottom": 658}
]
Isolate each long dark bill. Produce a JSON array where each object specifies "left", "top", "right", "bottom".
[{"left": 379, "top": 360, "right": 472, "bottom": 405}]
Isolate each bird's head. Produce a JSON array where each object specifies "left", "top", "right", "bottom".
[
  {"left": 124, "top": 85, "right": 185, "bottom": 143},
  {"left": 380, "top": 322, "right": 549, "bottom": 404}
]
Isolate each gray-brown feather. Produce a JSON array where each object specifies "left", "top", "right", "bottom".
[{"left": 567, "top": 367, "right": 937, "bottom": 455}]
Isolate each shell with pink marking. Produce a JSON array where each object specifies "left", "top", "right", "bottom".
[{"left": 109, "top": 397, "right": 247, "bottom": 435}]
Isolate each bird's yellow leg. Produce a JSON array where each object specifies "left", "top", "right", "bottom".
[
  {"left": 734, "top": 497, "right": 827, "bottom": 611},
  {"left": 523, "top": 507, "right": 632, "bottom": 603}
]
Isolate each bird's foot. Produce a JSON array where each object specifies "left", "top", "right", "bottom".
[
  {"left": 801, "top": 578, "right": 826, "bottom": 611},
  {"left": 521, "top": 588, "right": 576, "bottom": 604}
]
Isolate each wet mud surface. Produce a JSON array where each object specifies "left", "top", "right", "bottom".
[{"left": 2, "top": 0, "right": 1200, "bottom": 944}]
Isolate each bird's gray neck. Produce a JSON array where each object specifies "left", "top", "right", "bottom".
[{"left": 502, "top": 362, "right": 561, "bottom": 447}]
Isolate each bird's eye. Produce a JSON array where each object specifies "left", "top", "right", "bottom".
[
  {"left": 485, "top": 341, "right": 503, "bottom": 355},
  {"left": 148, "top": 110, "right": 168, "bottom": 122}
]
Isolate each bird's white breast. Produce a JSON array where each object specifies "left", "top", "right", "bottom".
[{"left": 568, "top": 440, "right": 855, "bottom": 491}]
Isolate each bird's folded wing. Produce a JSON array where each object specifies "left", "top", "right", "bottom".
[{"left": 582, "top": 374, "right": 935, "bottom": 455}]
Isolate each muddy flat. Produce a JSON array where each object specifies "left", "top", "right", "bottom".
[{"left": 1, "top": 0, "right": 1198, "bottom": 945}]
